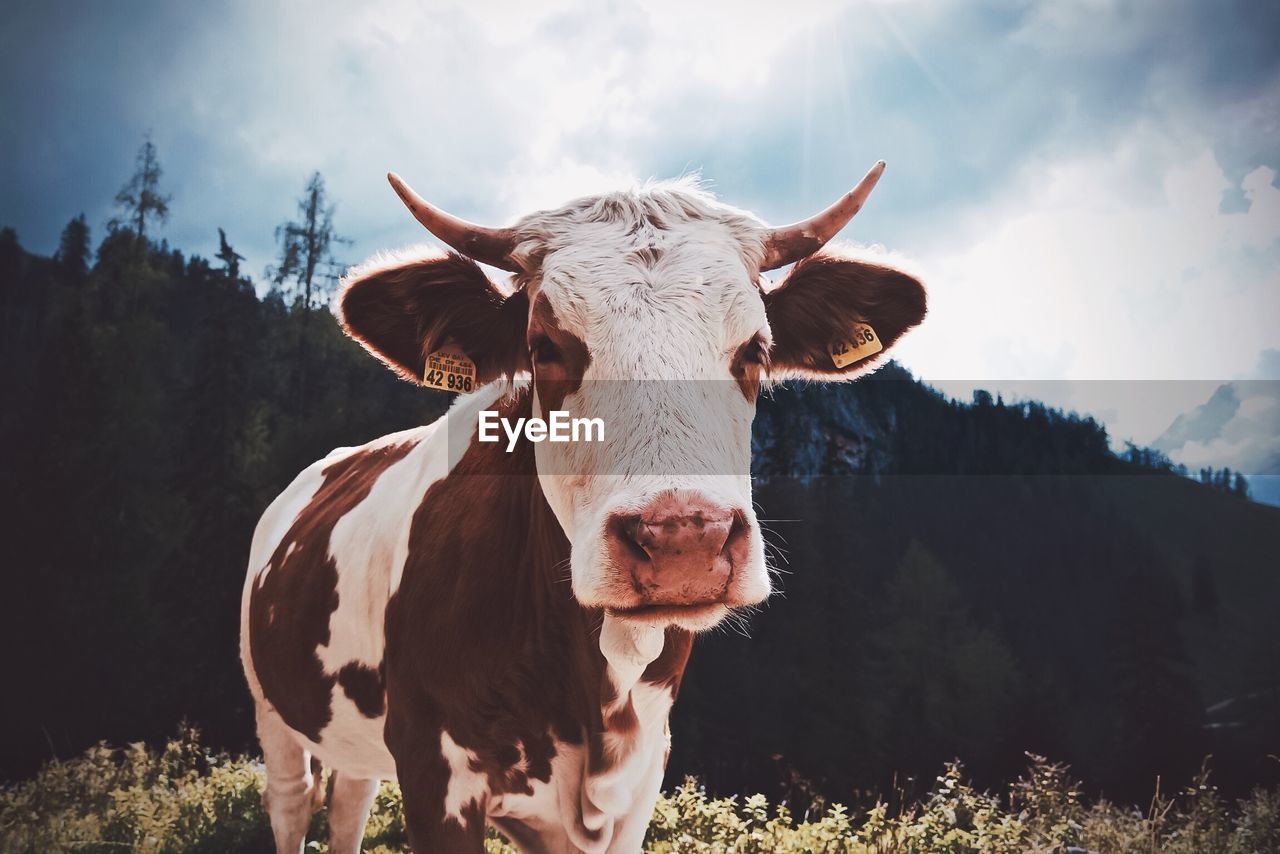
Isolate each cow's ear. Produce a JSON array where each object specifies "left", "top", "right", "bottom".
[
  {"left": 762, "top": 251, "right": 926, "bottom": 380},
  {"left": 338, "top": 250, "right": 530, "bottom": 385}
]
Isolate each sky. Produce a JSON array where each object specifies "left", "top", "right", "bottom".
[{"left": 2, "top": 0, "right": 1278, "bottom": 461}]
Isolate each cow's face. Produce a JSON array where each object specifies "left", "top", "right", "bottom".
[
  {"left": 520, "top": 207, "right": 769, "bottom": 631},
  {"left": 339, "top": 168, "right": 926, "bottom": 631}
]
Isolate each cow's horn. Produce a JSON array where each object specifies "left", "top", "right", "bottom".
[
  {"left": 760, "top": 160, "right": 886, "bottom": 270},
  {"left": 387, "top": 172, "right": 520, "bottom": 272}
]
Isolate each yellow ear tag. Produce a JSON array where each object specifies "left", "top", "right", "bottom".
[
  {"left": 829, "top": 322, "right": 882, "bottom": 369},
  {"left": 423, "top": 345, "right": 476, "bottom": 393}
]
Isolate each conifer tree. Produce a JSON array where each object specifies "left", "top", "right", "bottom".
[
  {"left": 216, "top": 228, "right": 244, "bottom": 280},
  {"left": 112, "top": 136, "right": 171, "bottom": 240},
  {"left": 269, "top": 171, "right": 349, "bottom": 410},
  {"left": 56, "top": 214, "right": 91, "bottom": 275},
  {"left": 269, "top": 171, "right": 348, "bottom": 310}
]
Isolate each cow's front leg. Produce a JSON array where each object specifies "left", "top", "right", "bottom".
[{"left": 388, "top": 718, "right": 488, "bottom": 853}]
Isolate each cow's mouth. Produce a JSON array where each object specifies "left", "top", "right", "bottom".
[{"left": 605, "top": 601, "right": 729, "bottom": 630}]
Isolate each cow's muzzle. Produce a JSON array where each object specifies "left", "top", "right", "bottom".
[{"left": 604, "top": 490, "right": 752, "bottom": 614}]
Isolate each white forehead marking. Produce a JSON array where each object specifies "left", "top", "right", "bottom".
[{"left": 512, "top": 178, "right": 771, "bottom": 374}]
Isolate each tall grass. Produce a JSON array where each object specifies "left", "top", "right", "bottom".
[{"left": 2, "top": 730, "right": 1277, "bottom": 852}]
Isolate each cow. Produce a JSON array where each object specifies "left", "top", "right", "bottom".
[{"left": 240, "top": 161, "right": 927, "bottom": 853}]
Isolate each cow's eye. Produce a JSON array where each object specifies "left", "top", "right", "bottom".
[
  {"left": 734, "top": 334, "right": 768, "bottom": 368},
  {"left": 730, "top": 334, "right": 768, "bottom": 400},
  {"left": 732, "top": 332, "right": 768, "bottom": 381},
  {"left": 531, "top": 335, "right": 562, "bottom": 364}
]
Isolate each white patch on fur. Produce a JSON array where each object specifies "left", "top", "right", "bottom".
[
  {"left": 441, "top": 730, "right": 489, "bottom": 827},
  {"left": 319, "top": 424, "right": 442, "bottom": 675},
  {"left": 241, "top": 402, "right": 491, "bottom": 782},
  {"left": 591, "top": 683, "right": 673, "bottom": 853}
]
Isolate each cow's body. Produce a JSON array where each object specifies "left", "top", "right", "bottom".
[
  {"left": 242, "top": 168, "right": 926, "bottom": 852},
  {"left": 242, "top": 384, "right": 690, "bottom": 852}
]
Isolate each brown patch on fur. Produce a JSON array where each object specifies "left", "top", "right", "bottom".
[
  {"left": 384, "top": 389, "right": 611, "bottom": 848},
  {"left": 763, "top": 252, "right": 927, "bottom": 376},
  {"left": 629, "top": 246, "right": 665, "bottom": 267},
  {"left": 338, "top": 252, "right": 529, "bottom": 386},
  {"left": 587, "top": 730, "right": 612, "bottom": 775},
  {"left": 468, "top": 745, "right": 535, "bottom": 800},
  {"left": 336, "top": 661, "right": 386, "bottom": 718},
  {"left": 248, "top": 440, "right": 416, "bottom": 741},
  {"left": 642, "top": 626, "right": 694, "bottom": 696},
  {"left": 528, "top": 291, "right": 590, "bottom": 413},
  {"left": 603, "top": 696, "right": 640, "bottom": 737}
]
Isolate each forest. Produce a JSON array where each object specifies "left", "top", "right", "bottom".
[{"left": 1, "top": 143, "right": 1277, "bottom": 815}]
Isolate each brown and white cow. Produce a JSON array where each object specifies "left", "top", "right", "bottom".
[{"left": 240, "top": 162, "right": 926, "bottom": 853}]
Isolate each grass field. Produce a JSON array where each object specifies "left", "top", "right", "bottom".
[{"left": 2, "top": 729, "right": 1278, "bottom": 852}]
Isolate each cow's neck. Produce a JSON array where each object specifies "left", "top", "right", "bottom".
[
  {"left": 451, "top": 387, "right": 691, "bottom": 846},
  {"left": 576, "top": 615, "right": 689, "bottom": 843}
]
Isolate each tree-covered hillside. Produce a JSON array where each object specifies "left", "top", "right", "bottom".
[
  {"left": 669, "top": 372, "right": 1280, "bottom": 803},
  {"left": 0, "top": 220, "right": 449, "bottom": 783}
]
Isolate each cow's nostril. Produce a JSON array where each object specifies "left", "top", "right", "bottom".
[
  {"left": 722, "top": 511, "right": 750, "bottom": 565},
  {"left": 609, "top": 514, "right": 651, "bottom": 563}
]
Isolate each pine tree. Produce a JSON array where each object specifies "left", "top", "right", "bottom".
[
  {"left": 215, "top": 228, "right": 244, "bottom": 280},
  {"left": 56, "top": 214, "right": 91, "bottom": 275},
  {"left": 268, "top": 172, "right": 349, "bottom": 410},
  {"left": 1232, "top": 471, "right": 1250, "bottom": 498},
  {"left": 269, "top": 171, "right": 348, "bottom": 310},
  {"left": 111, "top": 135, "right": 171, "bottom": 240}
]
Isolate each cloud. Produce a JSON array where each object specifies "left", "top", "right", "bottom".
[
  {"left": 890, "top": 115, "right": 1280, "bottom": 448},
  {"left": 1153, "top": 380, "right": 1280, "bottom": 475},
  {"left": 1, "top": 0, "right": 1278, "bottom": 409},
  {"left": 1253, "top": 348, "right": 1280, "bottom": 380},
  {"left": 896, "top": 133, "right": 1280, "bottom": 382},
  {"left": 1152, "top": 349, "right": 1280, "bottom": 480}
]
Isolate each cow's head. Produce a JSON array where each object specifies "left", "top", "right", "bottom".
[{"left": 339, "top": 164, "right": 926, "bottom": 632}]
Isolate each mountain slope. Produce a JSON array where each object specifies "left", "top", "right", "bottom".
[{"left": 667, "top": 371, "right": 1280, "bottom": 803}]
